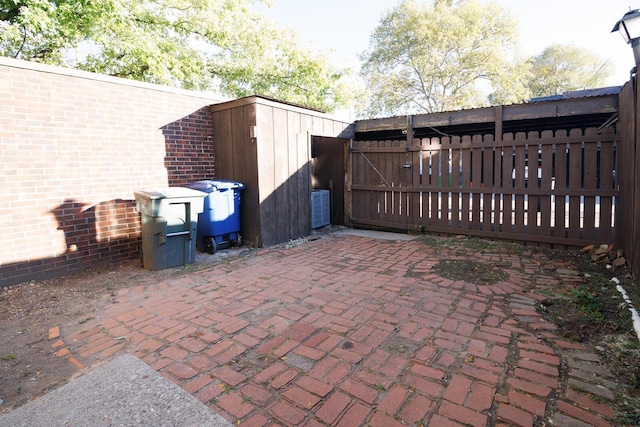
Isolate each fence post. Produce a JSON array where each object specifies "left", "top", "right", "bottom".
[
  {"left": 617, "top": 76, "right": 640, "bottom": 279},
  {"left": 634, "top": 75, "right": 640, "bottom": 279}
]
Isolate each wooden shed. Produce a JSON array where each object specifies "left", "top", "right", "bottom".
[{"left": 210, "top": 96, "right": 353, "bottom": 248}]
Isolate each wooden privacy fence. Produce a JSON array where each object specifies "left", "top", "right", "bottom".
[{"left": 350, "top": 127, "right": 618, "bottom": 247}]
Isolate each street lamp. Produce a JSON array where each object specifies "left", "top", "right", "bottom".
[{"left": 612, "top": 9, "right": 640, "bottom": 67}]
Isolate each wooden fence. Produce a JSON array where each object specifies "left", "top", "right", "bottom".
[
  {"left": 350, "top": 127, "right": 618, "bottom": 248},
  {"left": 617, "top": 80, "right": 640, "bottom": 278}
]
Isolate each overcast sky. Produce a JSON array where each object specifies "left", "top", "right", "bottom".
[{"left": 258, "top": 0, "right": 637, "bottom": 86}]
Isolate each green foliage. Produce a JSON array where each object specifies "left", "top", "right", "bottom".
[
  {"left": 571, "top": 285, "right": 604, "bottom": 321},
  {"left": 614, "top": 400, "right": 640, "bottom": 426},
  {"left": 2, "top": 353, "right": 16, "bottom": 361},
  {"left": 210, "top": 19, "right": 351, "bottom": 111},
  {"left": 490, "top": 43, "right": 613, "bottom": 103},
  {"left": 524, "top": 44, "right": 613, "bottom": 98},
  {"left": 359, "top": 0, "right": 614, "bottom": 115},
  {"left": 359, "top": 0, "right": 519, "bottom": 116},
  {"left": 1, "top": 0, "right": 100, "bottom": 63},
  {"left": 1, "top": 0, "right": 614, "bottom": 114},
  {"left": 487, "top": 59, "right": 532, "bottom": 105},
  {"left": 0, "top": 0, "right": 350, "bottom": 111}
]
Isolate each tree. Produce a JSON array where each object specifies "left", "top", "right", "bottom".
[
  {"left": 209, "top": 14, "right": 352, "bottom": 111},
  {"left": 359, "top": 0, "right": 519, "bottom": 116},
  {"left": 0, "top": 0, "right": 350, "bottom": 111},
  {"left": 487, "top": 59, "right": 532, "bottom": 106},
  {"left": 1, "top": 0, "right": 100, "bottom": 63},
  {"left": 358, "top": 1, "right": 613, "bottom": 116},
  {"left": 524, "top": 44, "right": 613, "bottom": 98}
]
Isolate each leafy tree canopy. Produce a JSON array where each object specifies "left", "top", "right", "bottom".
[
  {"left": 360, "top": 0, "right": 519, "bottom": 116},
  {"left": 0, "top": 0, "right": 350, "bottom": 111},
  {"left": 359, "top": 0, "right": 613, "bottom": 116},
  {"left": 525, "top": 44, "right": 613, "bottom": 99}
]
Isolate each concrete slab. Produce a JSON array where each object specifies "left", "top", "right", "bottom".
[
  {"left": 0, "top": 354, "right": 232, "bottom": 427},
  {"left": 333, "top": 228, "right": 418, "bottom": 241}
]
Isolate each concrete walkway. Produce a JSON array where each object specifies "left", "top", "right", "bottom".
[
  {"left": 0, "top": 354, "right": 233, "bottom": 426},
  {"left": 8, "top": 232, "right": 619, "bottom": 426}
]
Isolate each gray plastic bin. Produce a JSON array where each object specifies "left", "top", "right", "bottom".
[{"left": 134, "top": 188, "right": 206, "bottom": 270}]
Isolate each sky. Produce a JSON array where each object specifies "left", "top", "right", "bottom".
[{"left": 257, "top": 0, "right": 638, "bottom": 87}]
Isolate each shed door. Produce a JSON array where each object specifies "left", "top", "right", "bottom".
[{"left": 311, "top": 137, "right": 348, "bottom": 225}]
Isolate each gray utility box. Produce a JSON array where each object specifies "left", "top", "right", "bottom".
[
  {"left": 311, "top": 189, "right": 330, "bottom": 229},
  {"left": 134, "top": 188, "right": 206, "bottom": 270}
]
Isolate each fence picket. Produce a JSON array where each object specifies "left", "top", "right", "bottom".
[
  {"left": 568, "top": 129, "right": 583, "bottom": 240},
  {"left": 431, "top": 139, "right": 442, "bottom": 227},
  {"left": 349, "top": 123, "right": 618, "bottom": 248},
  {"left": 539, "top": 131, "right": 554, "bottom": 243},
  {"left": 461, "top": 136, "right": 472, "bottom": 230},
  {"left": 412, "top": 137, "right": 422, "bottom": 230},
  {"left": 583, "top": 128, "right": 599, "bottom": 241},
  {"left": 450, "top": 137, "right": 461, "bottom": 229},
  {"left": 527, "top": 132, "right": 540, "bottom": 238},
  {"left": 514, "top": 134, "right": 526, "bottom": 235}
]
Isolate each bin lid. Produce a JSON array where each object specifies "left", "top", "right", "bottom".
[
  {"left": 134, "top": 187, "right": 206, "bottom": 200},
  {"left": 186, "top": 180, "right": 245, "bottom": 193}
]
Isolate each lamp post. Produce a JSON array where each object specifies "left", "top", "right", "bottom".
[{"left": 612, "top": 9, "right": 640, "bottom": 68}]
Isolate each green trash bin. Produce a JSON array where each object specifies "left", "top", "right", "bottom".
[{"left": 134, "top": 188, "right": 206, "bottom": 270}]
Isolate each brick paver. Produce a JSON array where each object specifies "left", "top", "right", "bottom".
[{"left": 59, "top": 232, "right": 619, "bottom": 426}]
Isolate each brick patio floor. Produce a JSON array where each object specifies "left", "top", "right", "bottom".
[{"left": 55, "top": 232, "right": 617, "bottom": 426}]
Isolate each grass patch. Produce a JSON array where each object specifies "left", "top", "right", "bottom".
[{"left": 571, "top": 286, "right": 605, "bottom": 322}]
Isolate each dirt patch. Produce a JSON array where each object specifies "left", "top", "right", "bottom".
[
  {"left": 539, "top": 251, "right": 640, "bottom": 425},
  {"left": 0, "top": 262, "right": 133, "bottom": 411},
  {"left": 0, "top": 249, "right": 251, "bottom": 413},
  {"left": 431, "top": 259, "right": 509, "bottom": 284}
]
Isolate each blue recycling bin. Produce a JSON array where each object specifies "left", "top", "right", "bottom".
[{"left": 186, "top": 180, "right": 244, "bottom": 254}]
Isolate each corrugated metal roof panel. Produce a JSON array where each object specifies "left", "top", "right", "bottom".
[
  {"left": 530, "top": 86, "right": 622, "bottom": 102},
  {"left": 358, "top": 86, "right": 623, "bottom": 121}
]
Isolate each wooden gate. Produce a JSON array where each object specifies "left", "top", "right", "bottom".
[{"left": 350, "top": 127, "right": 618, "bottom": 247}]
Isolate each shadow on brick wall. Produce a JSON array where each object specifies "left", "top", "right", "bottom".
[
  {"left": 1, "top": 199, "right": 141, "bottom": 288},
  {"left": 51, "top": 199, "right": 97, "bottom": 252},
  {"left": 1, "top": 107, "right": 216, "bottom": 288}
]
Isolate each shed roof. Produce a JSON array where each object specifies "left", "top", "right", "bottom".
[
  {"left": 211, "top": 94, "right": 327, "bottom": 114},
  {"left": 354, "top": 86, "right": 621, "bottom": 140},
  {"left": 529, "top": 86, "right": 622, "bottom": 102}
]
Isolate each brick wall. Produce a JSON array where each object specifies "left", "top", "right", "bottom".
[{"left": 0, "top": 57, "right": 224, "bottom": 287}]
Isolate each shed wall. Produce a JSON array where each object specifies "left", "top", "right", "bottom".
[{"left": 211, "top": 97, "right": 352, "bottom": 247}]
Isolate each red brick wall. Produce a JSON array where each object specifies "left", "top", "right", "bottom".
[
  {"left": 162, "top": 109, "right": 217, "bottom": 185},
  {"left": 0, "top": 57, "right": 223, "bottom": 287}
]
